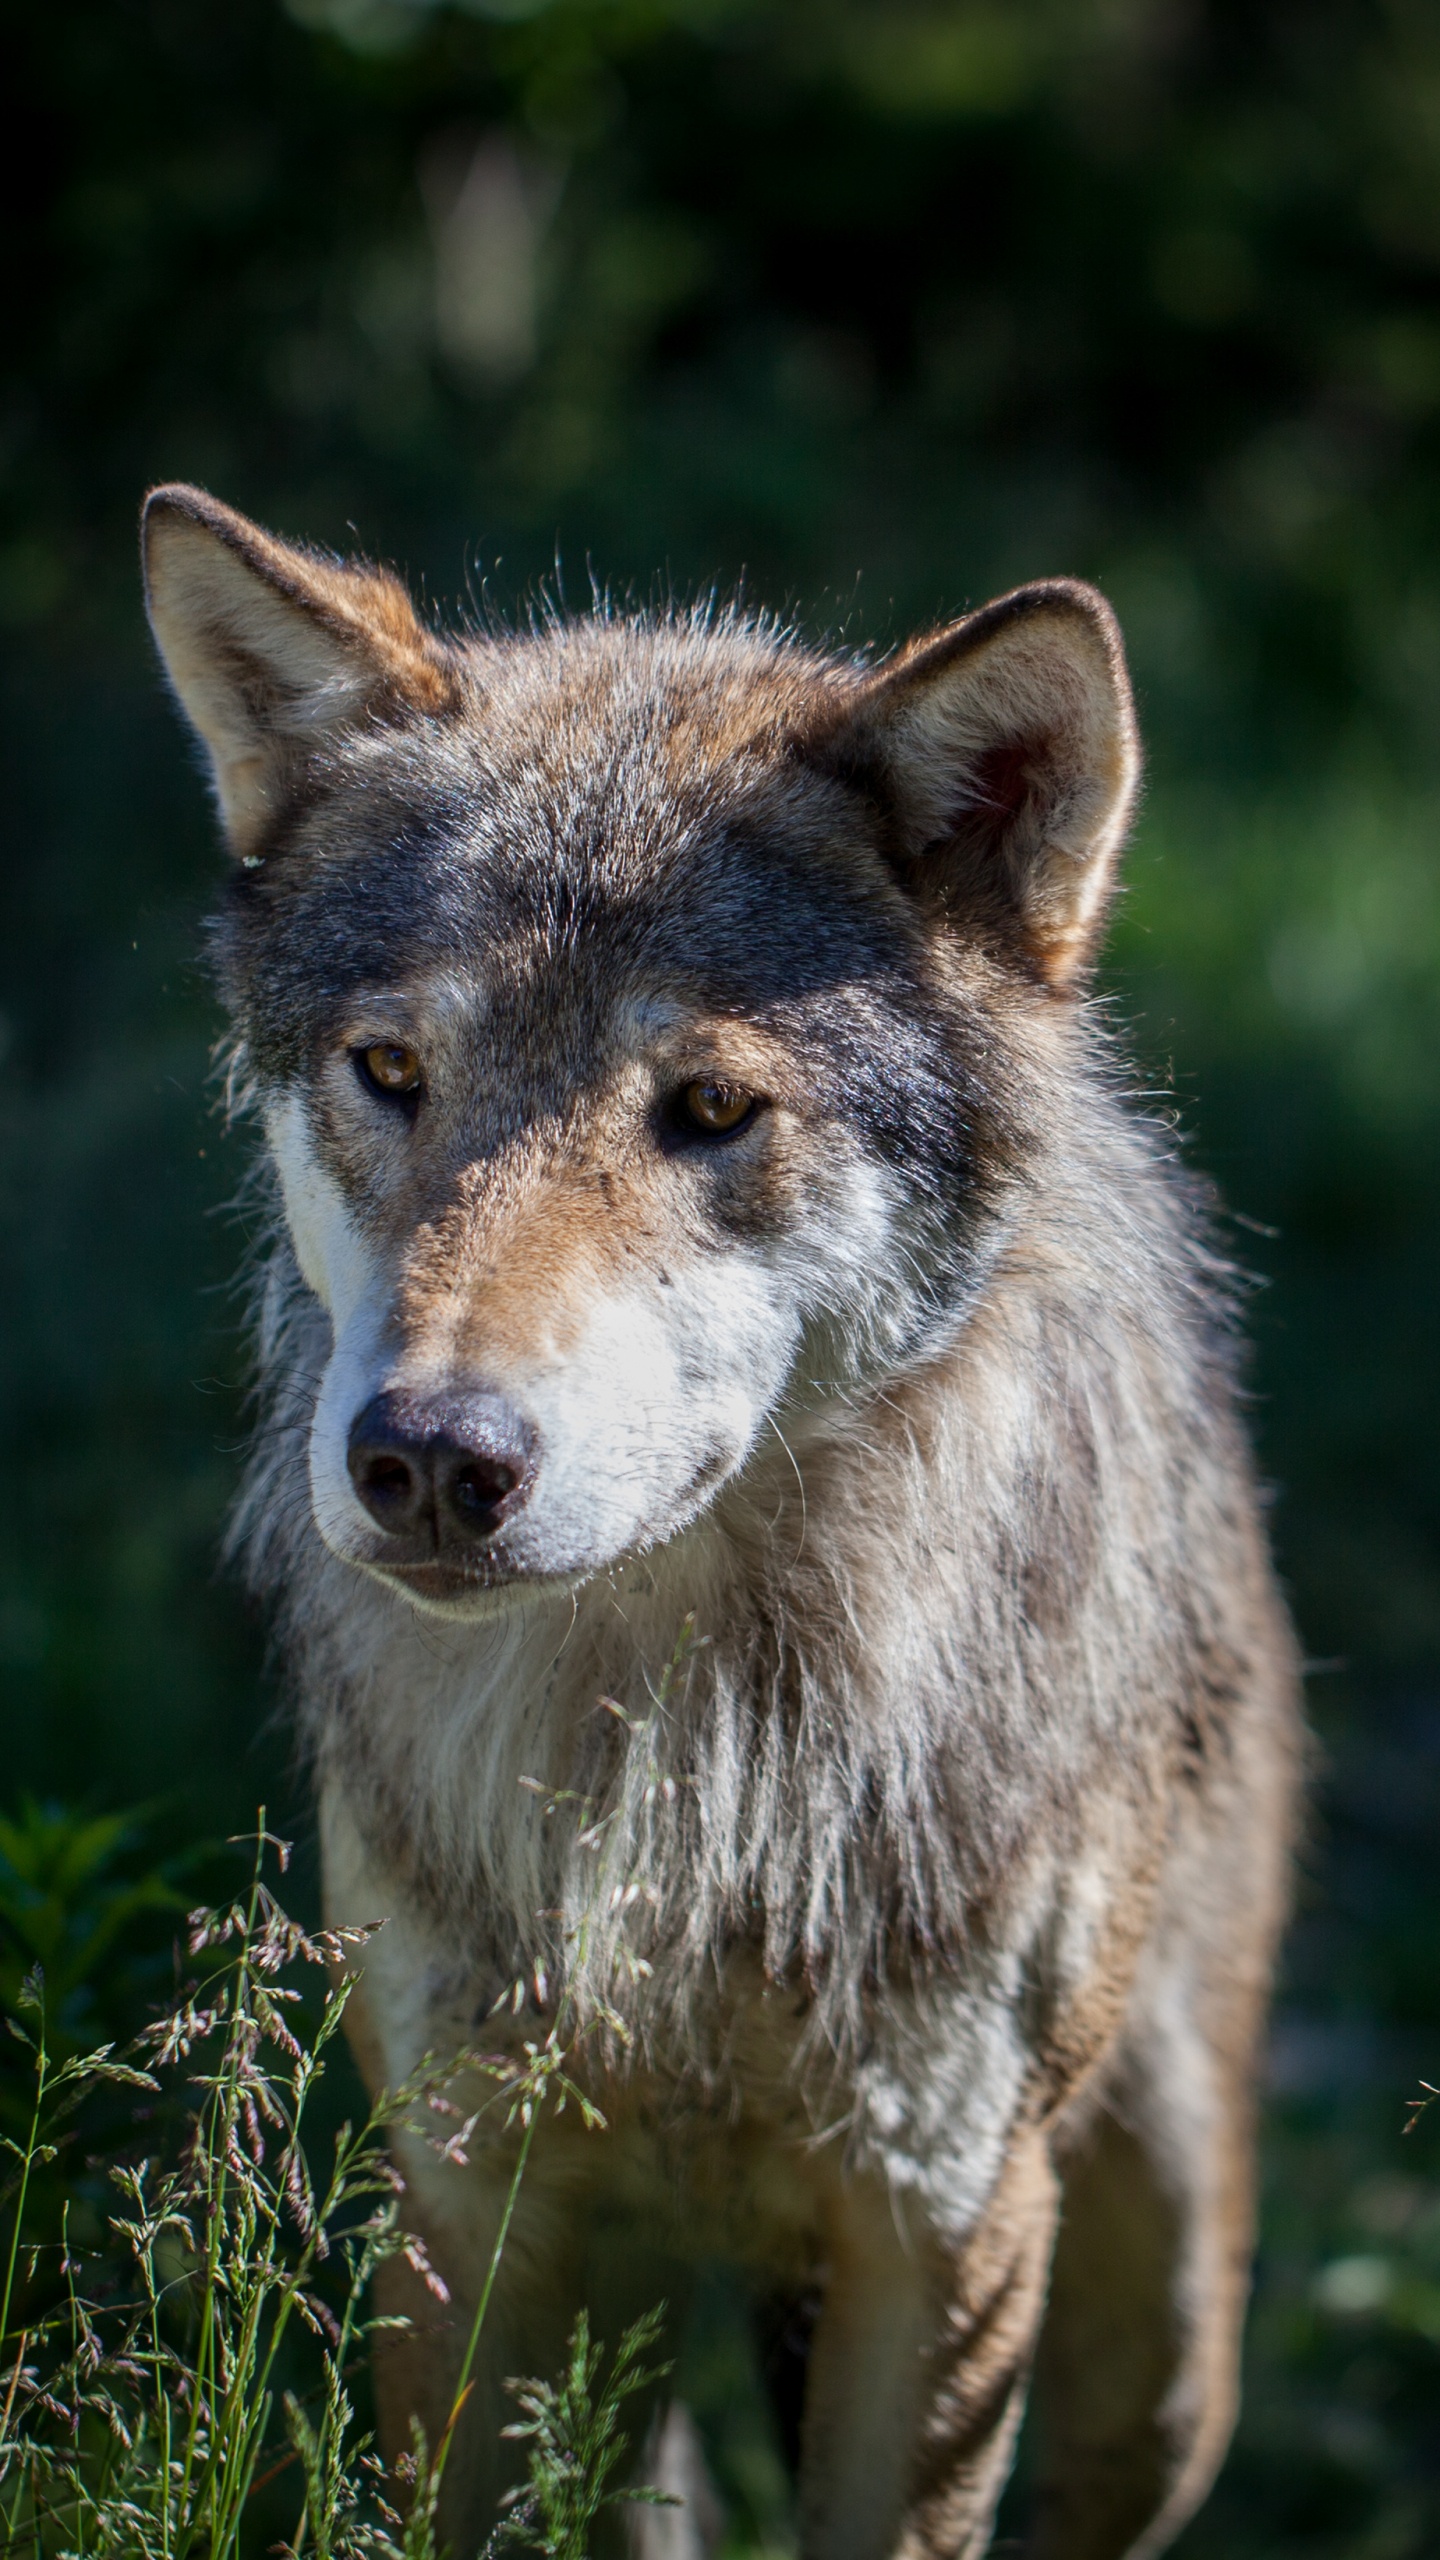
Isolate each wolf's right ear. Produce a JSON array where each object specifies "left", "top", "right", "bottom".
[
  {"left": 808, "top": 579, "right": 1139, "bottom": 988},
  {"left": 142, "top": 485, "right": 460, "bottom": 858}
]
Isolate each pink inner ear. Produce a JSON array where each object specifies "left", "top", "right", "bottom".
[
  {"left": 922, "top": 732, "right": 1052, "bottom": 865},
  {"left": 968, "top": 735, "right": 1046, "bottom": 826}
]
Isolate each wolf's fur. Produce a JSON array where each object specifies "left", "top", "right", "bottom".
[{"left": 143, "top": 484, "right": 1300, "bottom": 2560}]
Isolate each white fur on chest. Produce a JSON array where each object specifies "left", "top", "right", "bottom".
[{"left": 323, "top": 1778, "right": 1033, "bottom": 2256}]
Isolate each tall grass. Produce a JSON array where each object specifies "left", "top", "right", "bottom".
[{"left": 0, "top": 1817, "right": 671, "bottom": 2560}]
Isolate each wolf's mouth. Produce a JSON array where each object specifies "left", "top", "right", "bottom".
[
  {"left": 368, "top": 1555, "right": 526, "bottom": 1604},
  {"left": 354, "top": 1547, "right": 599, "bottom": 1624}
]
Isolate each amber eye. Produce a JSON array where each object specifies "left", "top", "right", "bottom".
[
  {"left": 681, "top": 1079, "right": 756, "bottom": 1136},
  {"left": 356, "top": 1041, "right": 423, "bottom": 1101}
]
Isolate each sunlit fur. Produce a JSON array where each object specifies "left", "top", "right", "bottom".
[{"left": 145, "top": 484, "right": 1301, "bottom": 2560}]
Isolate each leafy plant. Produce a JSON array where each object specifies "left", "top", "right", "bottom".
[
  {"left": 0, "top": 1807, "right": 681, "bottom": 2560},
  {"left": 0, "top": 1799, "right": 197, "bottom": 2074},
  {"left": 499, "top": 2305, "right": 677, "bottom": 2560}
]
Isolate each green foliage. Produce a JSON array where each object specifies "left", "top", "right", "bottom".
[
  {"left": 11, "top": 0, "right": 1440, "bottom": 769},
  {"left": 0, "top": 1818, "right": 658, "bottom": 2560},
  {"left": 0, "top": 1804, "right": 212, "bottom": 2287},
  {"left": 2, "top": 1823, "right": 406, "bottom": 2555},
  {"left": 499, "top": 2306, "right": 677, "bottom": 2560},
  {"left": 0, "top": 1800, "right": 192, "bottom": 2056}
]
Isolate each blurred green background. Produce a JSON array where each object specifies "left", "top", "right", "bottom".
[{"left": 4, "top": 0, "right": 1440, "bottom": 2548}]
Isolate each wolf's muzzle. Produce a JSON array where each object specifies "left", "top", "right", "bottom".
[{"left": 346, "top": 1388, "right": 537, "bottom": 1555}]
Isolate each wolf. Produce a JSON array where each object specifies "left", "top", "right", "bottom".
[{"left": 142, "top": 482, "right": 1300, "bottom": 2560}]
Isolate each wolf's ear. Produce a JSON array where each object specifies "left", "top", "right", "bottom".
[
  {"left": 142, "top": 485, "right": 459, "bottom": 857},
  {"left": 819, "top": 580, "right": 1139, "bottom": 988}
]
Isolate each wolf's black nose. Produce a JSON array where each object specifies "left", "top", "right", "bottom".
[{"left": 347, "top": 1390, "right": 536, "bottom": 1549}]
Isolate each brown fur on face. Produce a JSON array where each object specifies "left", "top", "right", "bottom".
[{"left": 144, "top": 488, "right": 1302, "bottom": 2560}]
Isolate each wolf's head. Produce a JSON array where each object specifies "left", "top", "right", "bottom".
[{"left": 144, "top": 488, "right": 1138, "bottom": 1619}]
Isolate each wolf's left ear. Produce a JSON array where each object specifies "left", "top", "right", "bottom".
[
  {"left": 818, "top": 580, "right": 1139, "bottom": 988},
  {"left": 142, "top": 484, "right": 460, "bottom": 858}
]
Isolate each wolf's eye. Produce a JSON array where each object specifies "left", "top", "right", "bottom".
[
  {"left": 356, "top": 1041, "right": 423, "bottom": 1102},
  {"left": 680, "top": 1079, "right": 756, "bottom": 1136}
]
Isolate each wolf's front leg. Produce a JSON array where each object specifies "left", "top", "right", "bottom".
[{"left": 799, "top": 2130, "right": 1058, "bottom": 2560}]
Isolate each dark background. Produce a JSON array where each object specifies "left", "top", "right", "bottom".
[{"left": 4, "top": 0, "right": 1440, "bottom": 2548}]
